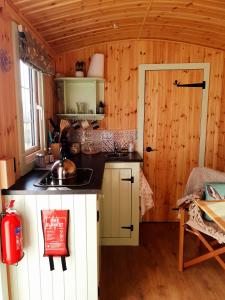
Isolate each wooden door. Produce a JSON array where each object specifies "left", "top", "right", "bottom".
[
  {"left": 101, "top": 168, "right": 132, "bottom": 238},
  {"left": 143, "top": 69, "right": 204, "bottom": 221}
]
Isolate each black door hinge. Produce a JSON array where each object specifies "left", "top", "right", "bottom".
[
  {"left": 121, "top": 225, "right": 133, "bottom": 231},
  {"left": 98, "top": 286, "right": 100, "bottom": 297},
  {"left": 121, "top": 176, "right": 134, "bottom": 183},
  {"left": 97, "top": 210, "right": 99, "bottom": 222}
]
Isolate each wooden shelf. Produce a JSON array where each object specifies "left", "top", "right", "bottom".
[
  {"left": 55, "top": 77, "right": 104, "bottom": 82},
  {"left": 56, "top": 114, "right": 105, "bottom": 120}
]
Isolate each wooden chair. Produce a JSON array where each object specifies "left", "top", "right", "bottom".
[{"left": 178, "top": 203, "right": 225, "bottom": 271}]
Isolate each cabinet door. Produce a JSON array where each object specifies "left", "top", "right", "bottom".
[{"left": 101, "top": 168, "right": 132, "bottom": 238}]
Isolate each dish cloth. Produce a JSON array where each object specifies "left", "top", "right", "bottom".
[{"left": 140, "top": 169, "right": 154, "bottom": 216}]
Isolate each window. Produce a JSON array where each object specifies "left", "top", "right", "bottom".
[
  {"left": 19, "top": 60, "right": 45, "bottom": 165},
  {"left": 20, "top": 60, "right": 40, "bottom": 152}
]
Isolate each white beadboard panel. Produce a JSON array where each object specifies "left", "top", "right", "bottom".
[
  {"left": 6, "top": 194, "right": 98, "bottom": 300},
  {"left": 9, "top": 195, "right": 30, "bottom": 300},
  {"left": 0, "top": 194, "right": 9, "bottom": 300},
  {"left": 101, "top": 169, "right": 112, "bottom": 236},
  {"left": 86, "top": 194, "right": 98, "bottom": 300},
  {"left": 61, "top": 194, "right": 77, "bottom": 300},
  {"left": 111, "top": 169, "right": 120, "bottom": 237},
  {"left": 119, "top": 169, "right": 132, "bottom": 238},
  {"left": 36, "top": 195, "right": 53, "bottom": 300},
  {"left": 49, "top": 195, "right": 65, "bottom": 300},
  {"left": 74, "top": 194, "right": 88, "bottom": 300},
  {"left": 25, "top": 195, "right": 42, "bottom": 300}
]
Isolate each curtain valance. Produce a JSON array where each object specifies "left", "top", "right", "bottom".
[{"left": 18, "top": 26, "right": 55, "bottom": 75}]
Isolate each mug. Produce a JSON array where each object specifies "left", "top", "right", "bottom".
[
  {"left": 81, "top": 120, "right": 90, "bottom": 130},
  {"left": 91, "top": 120, "right": 99, "bottom": 129}
]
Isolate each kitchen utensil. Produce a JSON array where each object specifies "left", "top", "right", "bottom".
[
  {"left": 71, "top": 120, "right": 80, "bottom": 129},
  {"left": 49, "top": 118, "right": 59, "bottom": 132},
  {"left": 59, "top": 119, "right": 70, "bottom": 141},
  {"left": 50, "top": 143, "right": 61, "bottom": 160},
  {"left": 51, "top": 159, "right": 77, "bottom": 179}
]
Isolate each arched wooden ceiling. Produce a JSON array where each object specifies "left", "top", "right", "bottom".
[{"left": 9, "top": 0, "right": 225, "bottom": 53}]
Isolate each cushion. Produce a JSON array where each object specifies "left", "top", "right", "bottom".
[{"left": 204, "top": 182, "right": 225, "bottom": 221}]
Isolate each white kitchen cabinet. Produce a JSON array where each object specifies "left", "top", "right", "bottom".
[
  {"left": 100, "top": 162, "right": 140, "bottom": 246},
  {"left": 55, "top": 77, "right": 104, "bottom": 120}
]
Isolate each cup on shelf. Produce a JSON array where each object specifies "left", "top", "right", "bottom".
[{"left": 77, "top": 102, "right": 88, "bottom": 114}]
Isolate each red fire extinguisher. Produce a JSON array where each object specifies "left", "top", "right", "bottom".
[{"left": 1, "top": 200, "right": 23, "bottom": 264}]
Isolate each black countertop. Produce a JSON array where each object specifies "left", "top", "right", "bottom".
[{"left": 2, "top": 152, "right": 142, "bottom": 195}]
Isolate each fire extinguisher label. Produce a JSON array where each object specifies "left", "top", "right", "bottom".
[{"left": 15, "top": 226, "right": 22, "bottom": 234}]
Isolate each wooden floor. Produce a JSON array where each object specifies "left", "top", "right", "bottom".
[{"left": 100, "top": 222, "right": 225, "bottom": 300}]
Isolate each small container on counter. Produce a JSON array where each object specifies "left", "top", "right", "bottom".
[
  {"left": 70, "top": 143, "right": 81, "bottom": 155},
  {"left": 128, "top": 142, "right": 135, "bottom": 153},
  {"left": 48, "top": 147, "right": 54, "bottom": 163},
  {"left": 36, "top": 153, "right": 46, "bottom": 168}
]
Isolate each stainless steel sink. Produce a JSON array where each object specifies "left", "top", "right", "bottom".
[{"left": 105, "top": 152, "right": 129, "bottom": 159}]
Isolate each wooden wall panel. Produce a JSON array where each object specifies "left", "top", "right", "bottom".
[
  {"left": 0, "top": 10, "right": 55, "bottom": 178},
  {"left": 44, "top": 74, "right": 55, "bottom": 133},
  {"left": 0, "top": 10, "right": 20, "bottom": 177},
  {"left": 56, "top": 39, "right": 225, "bottom": 170}
]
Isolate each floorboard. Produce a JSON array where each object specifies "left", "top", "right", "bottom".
[{"left": 100, "top": 222, "right": 225, "bottom": 300}]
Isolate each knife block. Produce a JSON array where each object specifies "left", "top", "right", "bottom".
[{"left": 0, "top": 158, "right": 16, "bottom": 189}]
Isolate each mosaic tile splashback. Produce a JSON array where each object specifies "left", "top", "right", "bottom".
[{"left": 70, "top": 128, "right": 137, "bottom": 152}]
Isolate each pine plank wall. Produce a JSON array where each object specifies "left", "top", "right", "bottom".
[
  {"left": 56, "top": 40, "right": 225, "bottom": 172},
  {"left": 0, "top": 9, "right": 55, "bottom": 178},
  {"left": 1, "top": 6, "right": 225, "bottom": 178}
]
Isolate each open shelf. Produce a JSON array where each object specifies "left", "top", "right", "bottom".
[{"left": 56, "top": 114, "right": 105, "bottom": 120}]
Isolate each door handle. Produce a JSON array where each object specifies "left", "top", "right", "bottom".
[
  {"left": 121, "top": 225, "right": 133, "bottom": 231},
  {"left": 146, "top": 146, "right": 157, "bottom": 152},
  {"left": 121, "top": 176, "right": 134, "bottom": 183}
]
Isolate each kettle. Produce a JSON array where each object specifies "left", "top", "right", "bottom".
[{"left": 51, "top": 147, "right": 76, "bottom": 179}]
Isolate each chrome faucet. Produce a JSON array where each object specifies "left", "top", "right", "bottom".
[{"left": 114, "top": 141, "right": 119, "bottom": 154}]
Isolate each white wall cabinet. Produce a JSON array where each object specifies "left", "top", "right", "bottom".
[
  {"left": 55, "top": 77, "right": 104, "bottom": 120},
  {"left": 100, "top": 162, "right": 140, "bottom": 246}
]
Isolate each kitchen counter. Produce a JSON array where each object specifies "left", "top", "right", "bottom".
[{"left": 2, "top": 152, "right": 142, "bottom": 195}]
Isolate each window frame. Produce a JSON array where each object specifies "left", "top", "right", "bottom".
[{"left": 12, "top": 22, "right": 46, "bottom": 175}]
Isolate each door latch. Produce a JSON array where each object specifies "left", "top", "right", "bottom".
[
  {"left": 121, "top": 176, "right": 134, "bottom": 183},
  {"left": 121, "top": 225, "right": 134, "bottom": 231}
]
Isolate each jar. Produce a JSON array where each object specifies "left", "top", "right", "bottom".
[
  {"left": 36, "top": 153, "right": 46, "bottom": 168},
  {"left": 70, "top": 143, "right": 81, "bottom": 155},
  {"left": 128, "top": 142, "right": 135, "bottom": 153}
]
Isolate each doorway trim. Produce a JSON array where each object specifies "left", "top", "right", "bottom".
[{"left": 137, "top": 63, "right": 210, "bottom": 167}]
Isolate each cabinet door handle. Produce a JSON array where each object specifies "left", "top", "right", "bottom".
[
  {"left": 121, "top": 176, "right": 134, "bottom": 183},
  {"left": 121, "top": 225, "right": 134, "bottom": 231}
]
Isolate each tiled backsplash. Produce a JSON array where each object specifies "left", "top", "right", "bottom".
[{"left": 70, "top": 129, "right": 137, "bottom": 152}]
